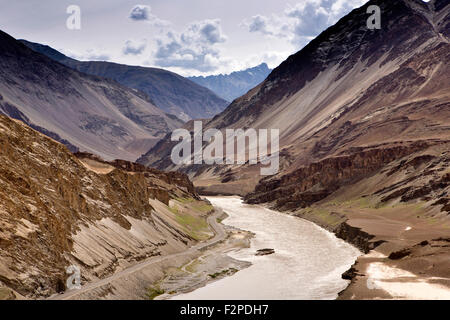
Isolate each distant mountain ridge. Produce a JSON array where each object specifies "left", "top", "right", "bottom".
[
  {"left": 0, "top": 30, "right": 183, "bottom": 161},
  {"left": 20, "top": 40, "right": 229, "bottom": 121},
  {"left": 188, "top": 63, "right": 272, "bottom": 102}
]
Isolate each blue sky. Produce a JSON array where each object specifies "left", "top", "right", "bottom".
[{"left": 0, "top": 0, "right": 367, "bottom": 76}]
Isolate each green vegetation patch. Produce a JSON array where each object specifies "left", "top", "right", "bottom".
[
  {"left": 174, "top": 212, "right": 210, "bottom": 241},
  {"left": 175, "top": 197, "right": 195, "bottom": 204},
  {"left": 147, "top": 285, "right": 165, "bottom": 300},
  {"left": 191, "top": 202, "right": 214, "bottom": 213},
  {"left": 302, "top": 207, "right": 344, "bottom": 227},
  {"left": 208, "top": 268, "right": 238, "bottom": 279},
  {"left": 184, "top": 259, "right": 201, "bottom": 273},
  {"left": 168, "top": 198, "right": 213, "bottom": 241}
]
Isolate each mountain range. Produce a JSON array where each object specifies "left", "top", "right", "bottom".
[
  {"left": 0, "top": 30, "right": 184, "bottom": 161},
  {"left": 137, "top": 1, "right": 450, "bottom": 297},
  {"left": 139, "top": 0, "right": 450, "bottom": 207},
  {"left": 0, "top": 0, "right": 449, "bottom": 300},
  {"left": 188, "top": 63, "right": 272, "bottom": 102},
  {"left": 20, "top": 40, "right": 229, "bottom": 121}
]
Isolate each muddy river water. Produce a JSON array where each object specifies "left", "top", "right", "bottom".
[{"left": 172, "top": 197, "right": 361, "bottom": 300}]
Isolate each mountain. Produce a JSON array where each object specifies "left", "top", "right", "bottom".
[
  {"left": 0, "top": 113, "right": 216, "bottom": 298},
  {"left": 139, "top": 0, "right": 450, "bottom": 202},
  {"left": 20, "top": 40, "right": 229, "bottom": 121},
  {"left": 188, "top": 63, "right": 272, "bottom": 102},
  {"left": 138, "top": 0, "right": 450, "bottom": 297},
  {"left": 0, "top": 30, "right": 184, "bottom": 161}
]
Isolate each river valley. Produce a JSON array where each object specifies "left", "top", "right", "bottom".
[{"left": 171, "top": 197, "right": 361, "bottom": 300}]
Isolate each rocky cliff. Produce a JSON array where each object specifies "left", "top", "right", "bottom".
[{"left": 0, "top": 114, "right": 211, "bottom": 298}]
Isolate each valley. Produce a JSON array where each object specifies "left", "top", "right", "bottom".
[
  {"left": 0, "top": 0, "right": 448, "bottom": 302},
  {"left": 137, "top": 0, "right": 450, "bottom": 300}
]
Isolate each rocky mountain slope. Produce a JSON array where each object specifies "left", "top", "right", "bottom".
[
  {"left": 0, "top": 113, "right": 214, "bottom": 299},
  {"left": 20, "top": 40, "right": 229, "bottom": 122},
  {"left": 140, "top": 0, "right": 449, "bottom": 205},
  {"left": 138, "top": 0, "right": 450, "bottom": 299},
  {"left": 188, "top": 63, "right": 272, "bottom": 102},
  {"left": 0, "top": 30, "right": 183, "bottom": 161}
]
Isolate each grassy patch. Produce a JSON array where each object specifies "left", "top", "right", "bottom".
[
  {"left": 147, "top": 285, "right": 165, "bottom": 300},
  {"left": 184, "top": 259, "right": 201, "bottom": 273},
  {"left": 208, "top": 268, "right": 238, "bottom": 279},
  {"left": 174, "top": 212, "right": 210, "bottom": 241},
  {"left": 168, "top": 198, "right": 213, "bottom": 241},
  {"left": 190, "top": 202, "right": 214, "bottom": 213},
  {"left": 330, "top": 196, "right": 378, "bottom": 209},
  {"left": 169, "top": 206, "right": 179, "bottom": 215},
  {"left": 175, "top": 197, "right": 195, "bottom": 204},
  {"left": 302, "top": 207, "right": 343, "bottom": 227}
]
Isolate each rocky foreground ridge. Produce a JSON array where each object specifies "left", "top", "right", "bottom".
[{"left": 0, "top": 114, "right": 213, "bottom": 298}]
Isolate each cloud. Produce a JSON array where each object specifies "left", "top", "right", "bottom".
[
  {"left": 153, "top": 19, "right": 228, "bottom": 72},
  {"left": 128, "top": 4, "right": 171, "bottom": 27},
  {"left": 64, "top": 49, "right": 111, "bottom": 61},
  {"left": 258, "top": 51, "right": 291, "bottom": 69},
  {"left": 123, "top": 39, "right": 147, "bottom": 55},
  {"left": 247, "top": 15, "right": 271, "bottom": 35},
  {"left": 243, "top": 0, "right": 366, "bottom": 48},
  {"left": 129, "top": 5, "right": 151, "bottom": 21}
]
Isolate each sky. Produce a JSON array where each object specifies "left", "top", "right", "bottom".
[{"left": 0, "top": 0, "right": 367, "bottom": 76}]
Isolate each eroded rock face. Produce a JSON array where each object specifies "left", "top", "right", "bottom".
[
  {"left": 245, "top": 142, "right": 434, "bottom": 210},
  {"left": 0, "top": 115, "right": 199, "bottom": 298}
]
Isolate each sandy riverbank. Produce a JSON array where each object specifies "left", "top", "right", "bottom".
[
  {"left": 154, "top": 225, "right": 253, "bottom": 300},
  {"left": 296, "top": 203, "right": 450, "bottom": 300}
]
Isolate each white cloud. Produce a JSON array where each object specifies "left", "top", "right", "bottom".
[
  {"left": 123, "top": 39, "right": 147, "bottom": 55},
  {"left": 64, "top": 48, "right": 111, "bottom": 61},
  {"left": 153, "top": 19, "right": 228, "bottom": 73},
  {"left": 243, "top": 0, "right": 366, "bottom": 48},
  {"left": 257, "top": 51, "right": 291, "bottom": 69},
  {"left": 128, "top": 4, "right": 171, "bottom": 27}
]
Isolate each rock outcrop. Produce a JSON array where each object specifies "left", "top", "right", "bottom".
[{"left": 0, "top": 114, "right": 207, "bottom": 298}]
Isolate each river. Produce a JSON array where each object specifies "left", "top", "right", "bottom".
[{"left": 172, "top": 196, "right": 361, "bottom": 300}]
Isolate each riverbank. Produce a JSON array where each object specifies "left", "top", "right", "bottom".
[
  {"left": 167, "top": 197, "right": 360, "bottom": 300},
  {"left": 47, "top": 199, "right": 229, "bottom": 300},
  {"left": 154, "top": 225, "right": 253, "bottom": 300},
  {"left": 291, "top": 200, "right": 450, "bottom": 300}
]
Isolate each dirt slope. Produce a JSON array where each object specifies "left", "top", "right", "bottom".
[{"left": 0, "top": 114, "right": 213, "bottom": 299}]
